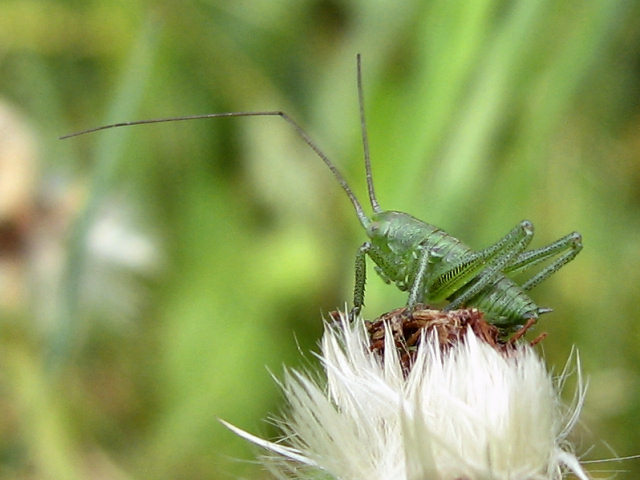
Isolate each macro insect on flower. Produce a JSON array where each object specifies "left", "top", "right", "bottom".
[
  {"left": 222, "top": 307, "right": 591, "bottom": 480},
  {"left": 61, "top": 54, "right": 582, "bottom": 329}
]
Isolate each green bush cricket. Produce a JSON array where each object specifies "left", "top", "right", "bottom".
[{"left": 61, "top": 54, "right": 582, "bottom": 328}]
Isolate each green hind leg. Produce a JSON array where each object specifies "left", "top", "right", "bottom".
[
  {"left": 414, "top": 221, "right": 534, "bottom": 308},
  {"left": 442, "top": 221, "right": 535, "bottom": 310},
  {"left": 447, "top": 231, "right": 582, "bottom": 317},
  {"left": 505, "top": 231, "right": 582, "bottom": 291}
]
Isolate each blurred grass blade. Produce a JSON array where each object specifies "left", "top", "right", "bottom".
[{"left": 47, "top": 19, "right": 160, "bottom": 372}]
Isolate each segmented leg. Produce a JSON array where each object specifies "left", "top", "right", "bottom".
[
  {"left": 352, "top": 242, "right": 403, "bottom": 317},
  {"left": 447, "top": 231, "right": 582, "bottom": 319},
  {"left": 352, "top": 243, "right": 369, "bottom": 317},
  {"left": 485, "top": 230, "right": 583, "bottom": 294},
  {"left": 427, "top": 221, "right": 534, "bottom": 302},
  {"left": 505, "top": 231, "right": 582, "bottom": 278},
  {"left": 520, "top": 233, "right": 582, "bottom": 291},
  {"left": 407, "top": 246, "right": 431, "bottom": 308},
  {"left": 444, "top": 221, "right": 534, "bottom": 310}
]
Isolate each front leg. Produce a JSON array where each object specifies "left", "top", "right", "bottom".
[
  {"left": 351, "top": 242, "right": 370, "bottom": 318},
  {"left": 351, "top": 242, "right": 403, "bottom": 319}
]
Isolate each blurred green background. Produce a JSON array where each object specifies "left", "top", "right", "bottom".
[{"left": 1, "top": 0, "right": 639, "bottom": 478}]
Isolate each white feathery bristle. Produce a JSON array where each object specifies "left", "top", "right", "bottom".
[{"left": 225, "top": 311, "right": 590, "bottom": 480}]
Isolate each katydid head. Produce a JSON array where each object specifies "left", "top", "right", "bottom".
[{"left": 366, "top": 210, "right": 436, "bottom": 253}]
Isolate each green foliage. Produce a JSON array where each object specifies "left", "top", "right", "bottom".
[{"left": 1, "top": 0, "right": 639, "bottom": 478}]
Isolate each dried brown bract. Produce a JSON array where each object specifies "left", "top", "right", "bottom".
[{"left": 363, "top": 305, "right": 544, "bottom": 374}]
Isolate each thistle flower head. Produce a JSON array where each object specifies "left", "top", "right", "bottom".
[{"left": 225, "top": 308, "right": 589, "bottom": 480}]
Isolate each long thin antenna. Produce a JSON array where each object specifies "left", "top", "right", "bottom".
[
  {"left": 356, "top": 54, "right": 381, "bottom": 213},
  {"left": 60, "top": 110, "right": 371, "bottom": 229}
]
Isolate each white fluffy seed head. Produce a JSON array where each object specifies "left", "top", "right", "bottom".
[{"left": 224, "top": 311, "right": 589, "bottom": 480}]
